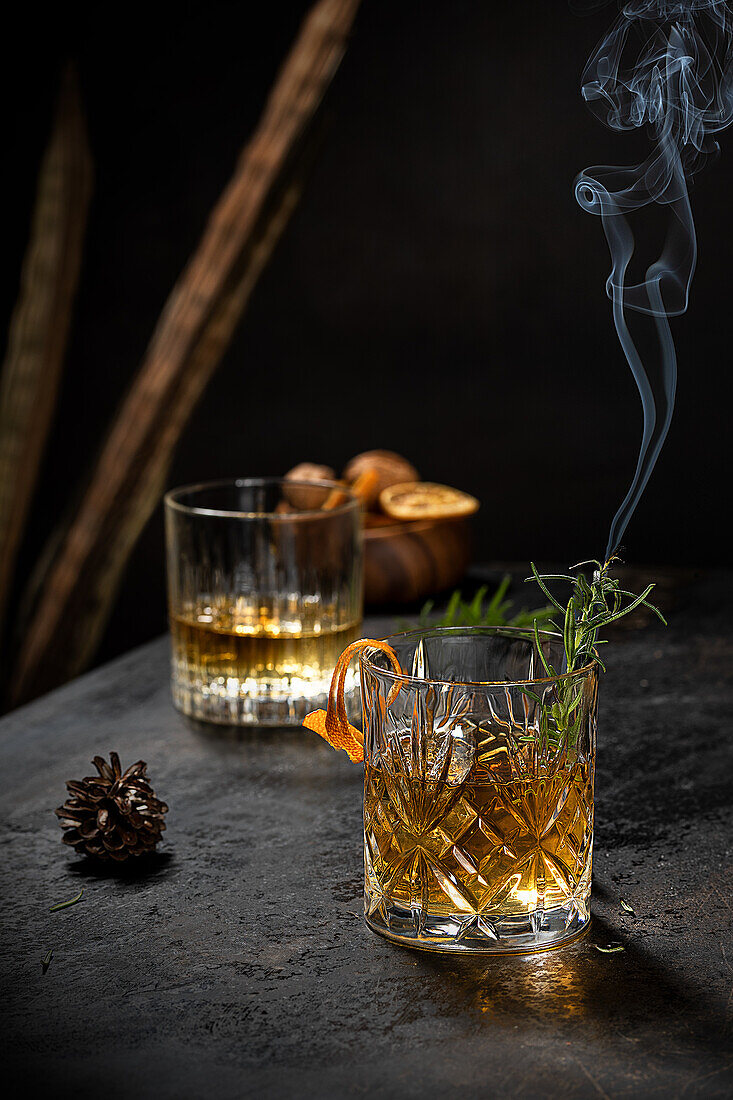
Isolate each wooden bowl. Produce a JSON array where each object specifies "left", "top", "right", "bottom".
[{"left": 363, "top": 517, "right": 472, "bottom": 605}]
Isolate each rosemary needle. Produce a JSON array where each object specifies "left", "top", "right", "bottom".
[
  {"left": 621, "top": 898, "right": 636, "bottom": 915},
  {"left": 595, "top": 942, "right": 625, "bottom": 954},
  {"left": 49, "top": 888, "right": 84, "bottom": 912},
  {"left": 41, "top": 949, "right": 53, "bottom": 974},
  {"left": 411, "top": 575, "right": 554, "bottom": 632},
  {"left": 526, "top": 556, "right": 666, "bottom": 676}
]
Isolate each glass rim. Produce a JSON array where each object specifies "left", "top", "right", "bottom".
[
  {"left": 164, "top": 477, "right": 361, "bottom": 521},
  {"left": 359, "top": 625, "right": 598, "bottom": 689}
]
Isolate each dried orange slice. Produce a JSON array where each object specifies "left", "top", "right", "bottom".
[
  {"left": 379, "top": 482, "right": 479, "bottom": 521},
  {"left": 322, "top": 469, "right": 379, "bottom": 511}
]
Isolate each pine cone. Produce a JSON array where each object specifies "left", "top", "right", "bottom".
[{"left": 55, "top": 752, "right": 168, "bottom": 861}]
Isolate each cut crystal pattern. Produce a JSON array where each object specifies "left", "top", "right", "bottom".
[{"left": 360, "top": 628, "right": 597, "bottom": 953}]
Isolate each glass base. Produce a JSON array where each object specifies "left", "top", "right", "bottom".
[
  {"left": 364, "top": 898, "right": 591, "bottom": 955},
  {"left": 171, "top": 672, "right": 360, "bottom": 727}
]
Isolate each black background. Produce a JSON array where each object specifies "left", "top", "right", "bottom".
[{"left": 3, "top": 0, "right": 731, "bottom": 665}]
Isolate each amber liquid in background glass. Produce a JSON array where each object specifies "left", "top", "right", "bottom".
[
  {"left": 364, "top": 754, "right": 593, "bottom": 922},
  {"left": 171, "top": 601, "right": 360, "bottom": 696}
]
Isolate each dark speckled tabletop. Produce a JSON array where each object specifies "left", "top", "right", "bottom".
[{"left": 1, "top": 568, "right": 732, "bottom": 1099}]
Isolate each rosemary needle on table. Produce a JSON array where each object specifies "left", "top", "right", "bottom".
[
  {"left": 49, "top": 888, "right": 84, "bottom": 912},
  {"left": 41, "top": 949, "right": 53, "bottom": 974}
]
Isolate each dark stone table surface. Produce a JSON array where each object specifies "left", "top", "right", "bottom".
[{"left": 2, "top": 568, "right": 732, "bottom": 1099}]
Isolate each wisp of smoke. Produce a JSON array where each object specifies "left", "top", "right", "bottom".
[{"left": 575, "top": 0, "right": 733, "bottom": 558}]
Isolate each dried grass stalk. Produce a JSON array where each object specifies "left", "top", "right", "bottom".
[
  {"left": 0, "top": 66, "right": 93, "bottom": 632},
  {"left": 11, "top": 0, "right": 361, "bottom": 705}
]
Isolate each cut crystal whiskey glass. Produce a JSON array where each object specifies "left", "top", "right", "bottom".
[
  {"left": 360, "top": 626, "right": 598, "bottom": 954},
  {"left": 165, "top": 478, "right": 363, "bottom": 725}
]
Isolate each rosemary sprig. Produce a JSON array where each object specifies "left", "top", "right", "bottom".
[
  {"left": 526, "top": 555, "right": 667, "bottom": 675},
  {"left": 405, "top": 574, "right": 555, "bottom": 632},
  {"left": 49, "top": 888, "right": 84, "bottom": 912}
]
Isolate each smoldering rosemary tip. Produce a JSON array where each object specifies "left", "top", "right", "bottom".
[
  {"left": 526, "top": 556, "right": 666, "bottom": 676},
  {"left": 49, "top": 888, "right": 84, "bottom": 912}
]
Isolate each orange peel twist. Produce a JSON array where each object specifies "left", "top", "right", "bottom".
[{"left": 303, "top": 638, "right": 403, "bottom": 762}]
